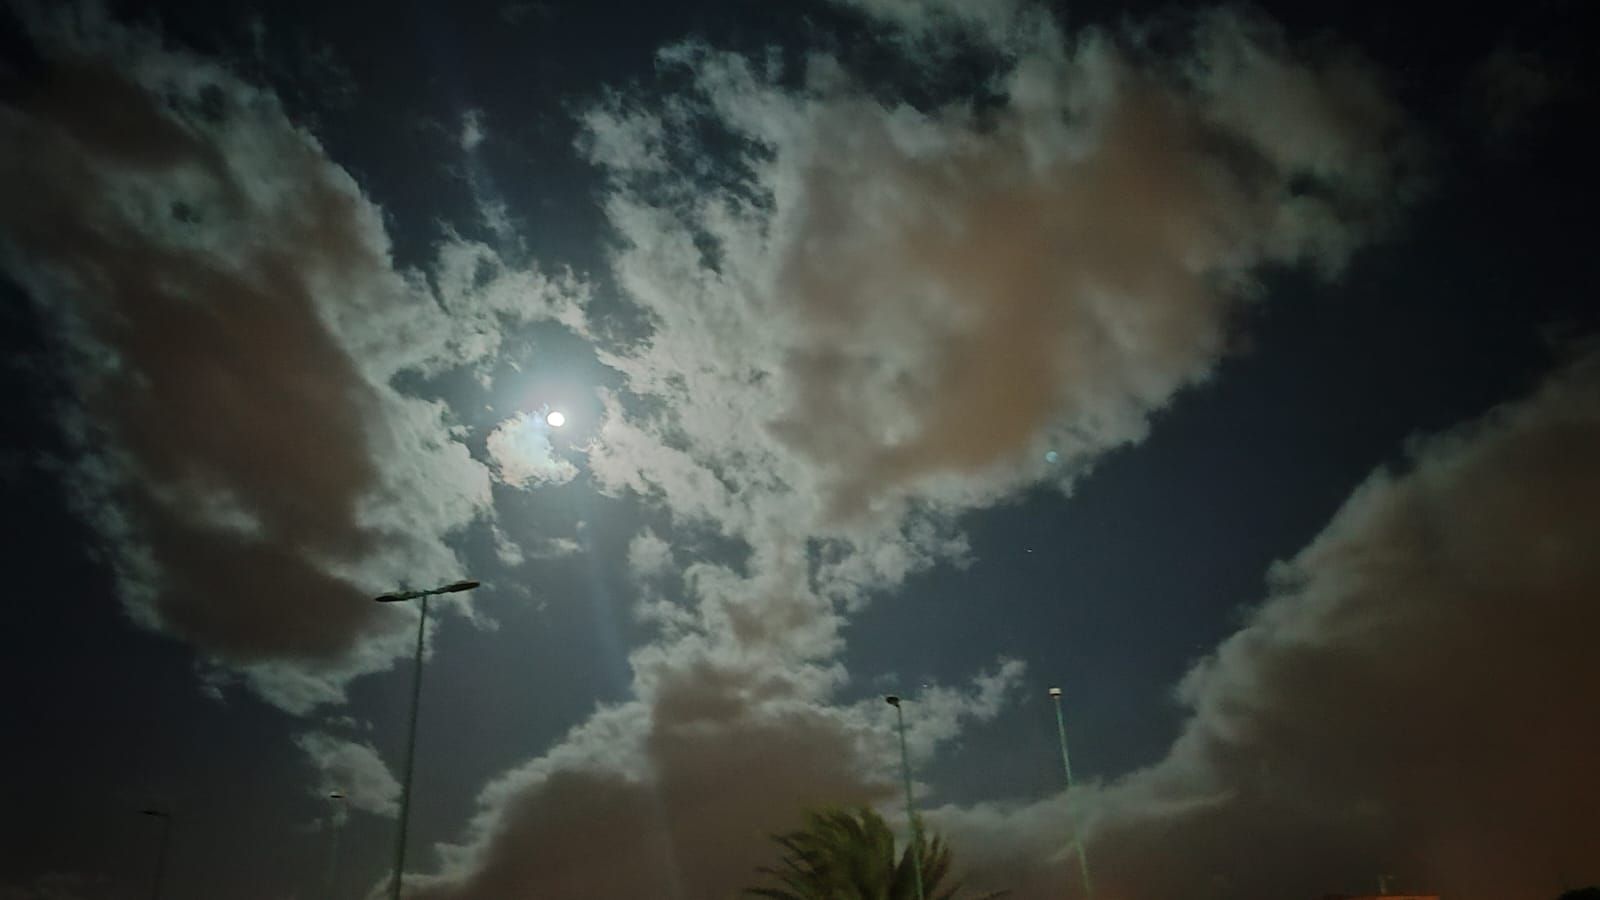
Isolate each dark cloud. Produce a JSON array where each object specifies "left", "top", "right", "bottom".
[
  {"left": 836, "top": 0, "right": 1034, "bottom": 47},
  {"left": 409, "top": 662, "right": 894, "bottom": 900},
  {"left": 408, "top": 654, "right": 1023, "bottom": 899},
  {"left": 0, "top": 872, "right": 111, "bottom": 900},
  {"left": 1, "top": 33, "right": 392, "bottom": 664},
  {"left": 939, "top": 351, "right": 1600, "bottom": 899},
  {"left": 0, "top": 6, "right": 580, "bottom": 709},
  {"left": 1473, "top": 45, "right": 1571, "bottom": 144}
]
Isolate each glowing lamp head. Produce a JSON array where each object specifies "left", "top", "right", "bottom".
[
  {"left": 1048, "top": 687, "right": 1063, "bottom": 698},
  {"left": 545, "top": 410, "right": 566, "bottom": 428}
]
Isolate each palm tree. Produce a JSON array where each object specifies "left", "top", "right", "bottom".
[{"left": 745, "top": 806, "right": 1008, "bottom": 900}]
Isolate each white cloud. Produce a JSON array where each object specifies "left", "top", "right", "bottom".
[
  {"left": 583, "top": 7, "right": 1419, "bottom": 553},
  {"left": 402, "top": 6, "right": 1425, "bottom": 895},
  {"left": 934, "top": 350, "right": 1600, "bottom": 899},
  {"left": 529, "top": 536, "right": 581, "bottom": 559},
  {"left": 460, "top": 109, "right": 486, "bottom": 152},
  {"left": 625, "top": 528, "right": 673, "bottom": 580},
  {"left": 429, "top": 234, "right": 590, "bottom": 356},
  {"left": 491, "top": 524, "right": 526, "bottom": 567},
  {"left": 295, "top": 731, "right": 402, "bottom": 817},
  {"left": 0, "top": 4, "right": 586, "bottom": 711},
  {"left": 486, "top": 411, "right": 579, "bottom": 488},
  {"left": 556, "top": 0, "right": 1423, "bottom": 716}
]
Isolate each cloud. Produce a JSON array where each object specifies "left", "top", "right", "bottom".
[
  {"left": 626, "top": 528, "right": 673, "bottom": 580},
  {"left": 404, "top": 6, "right": 1425, "bottom": 896},
  {"left": 583, "top": 6, "right": 1418, "bottom": 539},
  {"left": 528, "top": 536, "right": 581, "bottom": 559},
  {"left": 490, "top": 524, "right": 525, "bottom": 567},
  {"left": 935, "top": 350, "right": 1600, "bottom": 900},
  {"left": 485, "top": 411, "right": 579, "bottom": 488},
  {"left": 459, "top": 109, "right": 486, "bottom": 152},
  {"left": 428, "top": 235, "right": 590, "bottom": 363},
  {"left": 0, "top": 5, "right": 583, "bottom": 710},
  {"left": 1473, "top": 45, "right": 1570, "bottom": 144},
  {"left": 409, "top": 687, "right": 888, "bottom": 899},
  {"left": 295, "top": 731, "right": 402, "bottom": 817},
  {"left": 0, "top": 873, "right": 111, "bottom": 900},
  {"left": 409, "top": 655, "right": 1025, "bottom": 898},
  {"left": 834, "top": 0, "right": 1041, "bottom": 50}
]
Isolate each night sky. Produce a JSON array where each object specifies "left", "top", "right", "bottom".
[{"left": 2, "top": 1, "right": 1596, "bottom": 899}]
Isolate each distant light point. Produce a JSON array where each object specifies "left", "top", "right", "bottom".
[
  {"left": 546, "top": 410, "right": 566, "bottom": 428},
  {"left": 1045, "top": 450, "right": 1060, "bottom": 464}
]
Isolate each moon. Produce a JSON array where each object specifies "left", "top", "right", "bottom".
[{"left": 546, "top": 410, "right": 566, "bottom": 428}]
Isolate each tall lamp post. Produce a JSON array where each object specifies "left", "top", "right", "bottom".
[
  {"left": 1048, "top": 686, "right": 1094, "bottom": 899},
  {"left": 138, "top": 808, "right": 172, "bottom": 900},
  {"left": 375, "top": 579, "right": 481, "bottom": 900},
  {"left": 324, "top": 790, "right": 346, "bottom": 900},
  {"left": 885, "top": 695, "right": 925, "bottom": 900}
]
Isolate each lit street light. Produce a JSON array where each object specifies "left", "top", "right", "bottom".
[
  {"left": 138, "top": 808, "right": 172, "bottom": 900},
  {"left": 1048, "top": 686, "right": 1094, "bottom": 899},
  {"left": 325, "top": 790, "right": 346, "bottom": 900},
  {"left": 885, "top": 695, "right": 926, "bottom": 900},
  {"left": 374, "top": 579, "right": 482, "bottom": 900}
]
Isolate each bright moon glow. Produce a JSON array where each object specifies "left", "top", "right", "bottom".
[{"left": 546, "top": 411, "right": 566, "bottom": 428}]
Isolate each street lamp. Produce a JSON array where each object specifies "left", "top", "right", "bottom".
[
  {"left": 374, "top": 579, "right": 481, "bottom": 900},
  {"left": 1048, "top": 687, "right": 1094, "bottom": 899},
  {"left": 138, "top": 809, "right": 172, "bottom": 900},
  {"left": 325, "top": 790, "right": 346, "bottom": 900},
  {"left": 885, "top": 696, "right": 925, "bottom": 900}
]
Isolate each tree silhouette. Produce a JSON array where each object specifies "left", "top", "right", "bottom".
[{"left": 745, "top": 806, "right": 1007, "bottom": 900}]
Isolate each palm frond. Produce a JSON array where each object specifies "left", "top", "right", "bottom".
[{"left": 745, "top": 806, "right": 1007, "bottom": 900}]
